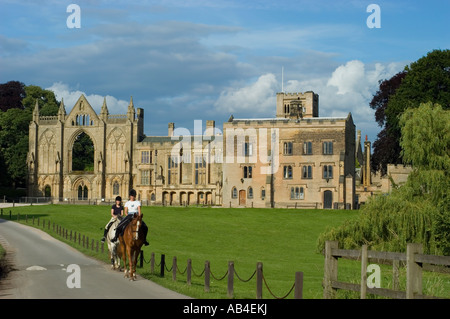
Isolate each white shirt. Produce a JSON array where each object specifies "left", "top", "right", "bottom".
[{"left": 124, "top": 200, "right": 141, "bottom": 215}]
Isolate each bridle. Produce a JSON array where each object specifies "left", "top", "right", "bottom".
[{"left": 130, "top": 214, "right": 141, "bottom": 241}]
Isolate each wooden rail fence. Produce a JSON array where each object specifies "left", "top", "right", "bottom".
[{"left": 323, "top": 240, "right": 450, "bottom": 299}]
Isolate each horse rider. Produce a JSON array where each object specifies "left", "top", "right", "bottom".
[
  {"left": 101, "top": 195, "right": 124, "bottom": 243},
  {"left": 111, "top": 189, "right": 149, "bottom": 246}
]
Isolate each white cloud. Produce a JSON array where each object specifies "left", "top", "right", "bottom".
[
  {"left": 46, "top": 82, "right": 129, "bottom": 115},
  {"left": 214, "top": 73, "right": 278, "bottom": 115},
  {"left": 327, "top": 60, "right": 366, "bottom": 95},
  {"left": 212, "top": 60, "right": 404, "bottom": 142}
]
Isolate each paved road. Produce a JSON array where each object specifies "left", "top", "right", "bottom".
[{"left": 0, "top": 218, "right": 189, "bottom": 299}]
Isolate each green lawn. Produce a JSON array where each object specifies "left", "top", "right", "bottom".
[{"left": 1, "top": 205, "right": 448, "bottom": 299}]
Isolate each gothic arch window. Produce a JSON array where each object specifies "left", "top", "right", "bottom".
[
  {"left": 231, "top": 187, "right": 237, "bottom": 199},
  {"left": 283, "top": 142, "right": 293, "bottom": 155},
  {"left": 72, "top": 132, "right": 94, "bottom": 172},
  {"left": 78, "top": 185, "right": 88, "bottom": 200},
  {"left": 283, "top": 165, "right": 293, "bottom": 179},
  {"left": 75, "top": 114, "right": 93, "bottom": 126},
  {"left": 247, "top": 187, "right": 253, "bottom": 199},
  {"left": 113, "top": 181, "right": 120, "bottom": 195}
]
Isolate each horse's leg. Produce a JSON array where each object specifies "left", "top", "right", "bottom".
[
  {"left": 131, "top": 249, "right": 139, "bottom": 280},
  {"left": 110, "top": 247, "right": 115, "bottom": 269},
  {"left": 127, "top": 246, "right": 133, "bottom": 280},
  {"left": 129, "top": 248, "right": 136, "bottom": 281},
  {"left": 112, "top": 246, "right": 117, "bottom": 270},
  {"left": 121, "top": 243, "right": 129, "bottom": 277}
]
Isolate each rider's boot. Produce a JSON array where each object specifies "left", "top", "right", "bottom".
[{"left": 101, "top": 228, "right": 107, "bottom": 243}]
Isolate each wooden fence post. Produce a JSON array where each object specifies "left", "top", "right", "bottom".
[
  {"left": 204, "top": 260, "right": 210, "bottom": 292},
  {"left": 323, "top": 241, "right": 339, "bottom": 299},
  {"left": 187, "top": 259, "right": 192, "bottom": 286},
  {"left": 256, "top": 262, "right": 263, "bottom": 299},
  {"left": 150, "top": 252, "right": 155, "bottom": 273},
  {"left": 392, "top": 260, "right": 400, "bottom": 291},
  {"left": 228, "top": 261, "right": 234, "bottom": 299},
  {"left": 172, "top": 256, "right": 177, "bottom": 281},
  {"left": 160, "top": 254, "right": 165, "bottom": 277},
  {"left": 294, "top": 271, "right": 303, "bottom": 299},
  {"left": 406, "top": 243, "right": 423, "bottom": 299},
  {"left": 361, "top": 244, "right": 368, "bottom": 299}
]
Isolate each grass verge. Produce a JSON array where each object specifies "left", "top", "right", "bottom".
[{"left": 1, "top": 204, "right": 447, "bottom": 299}]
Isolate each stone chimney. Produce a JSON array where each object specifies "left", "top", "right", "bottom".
[
  {"left": 168, "top": 122, "right": 175, "bottom": 137},
  {"left": 205, "top": 120, "right": 215, "bottom": 136}
]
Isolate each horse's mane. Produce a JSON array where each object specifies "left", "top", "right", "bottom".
[{"left": 129, "top": 213, "right": 143, "bottom": 225}]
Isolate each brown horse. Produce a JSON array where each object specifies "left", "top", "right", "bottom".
[{"left": 118, "top": 213, "right": 145, "bottom": 281}]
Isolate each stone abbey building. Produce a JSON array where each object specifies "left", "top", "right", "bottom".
[{"left": 28, "top": 91, "right": 356, "bottom": 209}]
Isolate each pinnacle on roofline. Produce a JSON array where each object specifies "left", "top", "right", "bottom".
[{"left": 128, "top": 96, "right": 134, "bottom": 108}]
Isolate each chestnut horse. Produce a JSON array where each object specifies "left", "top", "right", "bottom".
[{"left": 118, "top": 213, "right": 145, "bottom": 281}]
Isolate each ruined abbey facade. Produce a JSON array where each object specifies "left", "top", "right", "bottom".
[{"left": 28, "top": 90, "right": 358, "bottom": 209}]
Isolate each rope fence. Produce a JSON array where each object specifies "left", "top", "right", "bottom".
[
  {"left": 2, "top": 208, "right": 303, "bottom": 299},
  {"left": 141, "top": 251, "right": 303, "bottom": 299}
]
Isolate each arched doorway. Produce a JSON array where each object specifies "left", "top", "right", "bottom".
[
  {"left": 198, "top": 192, "right": 204, "bottom": 205},
  {"left": 205, "top": 192, "right": 212, "bottom": 205},
  {"left": 323, "top": 190, "right": 333, "bottom": 209},
  {"left": 44, "top": 185, "right": 51, "bottom": 198},
  {"left": 180, "top": 192, "right": 186, "bottom": 206},
  {"left": 239, "top": 190, "right": 246, "bottom": 206},
  {"left": 162, "top": 191, "right": 169, "bottom": 206}
]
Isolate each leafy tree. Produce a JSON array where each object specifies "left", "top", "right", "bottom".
[
  {"left": 370, "top": 49, "right": 450, "bottom": 174},
  {"left": 400, "top": 102, "right": 449, "bottom": 254},
  {"left": 0, "top": 82, "right": 60, "bottom": 188},
  {"left": 318, "top": 103, "right": 450, "bottom": 255},
  {"left": 0, "top": 81, "right": 26, "bottom": 111},
  {"left": 0, "top": 107, "right": 32, "bottom": 187},
  {"left": 22, "top": 85, "right": 59, "bottom": 115},
  {"left": 369, "top": 71, "right": 406, "bottom": 174},
  {"left": 72, "top": 132, "right": 94, "bottom": 172}
]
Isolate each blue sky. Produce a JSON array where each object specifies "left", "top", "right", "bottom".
[{"left": 1, "top": 0, "right": 449, "bottom": 142}]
